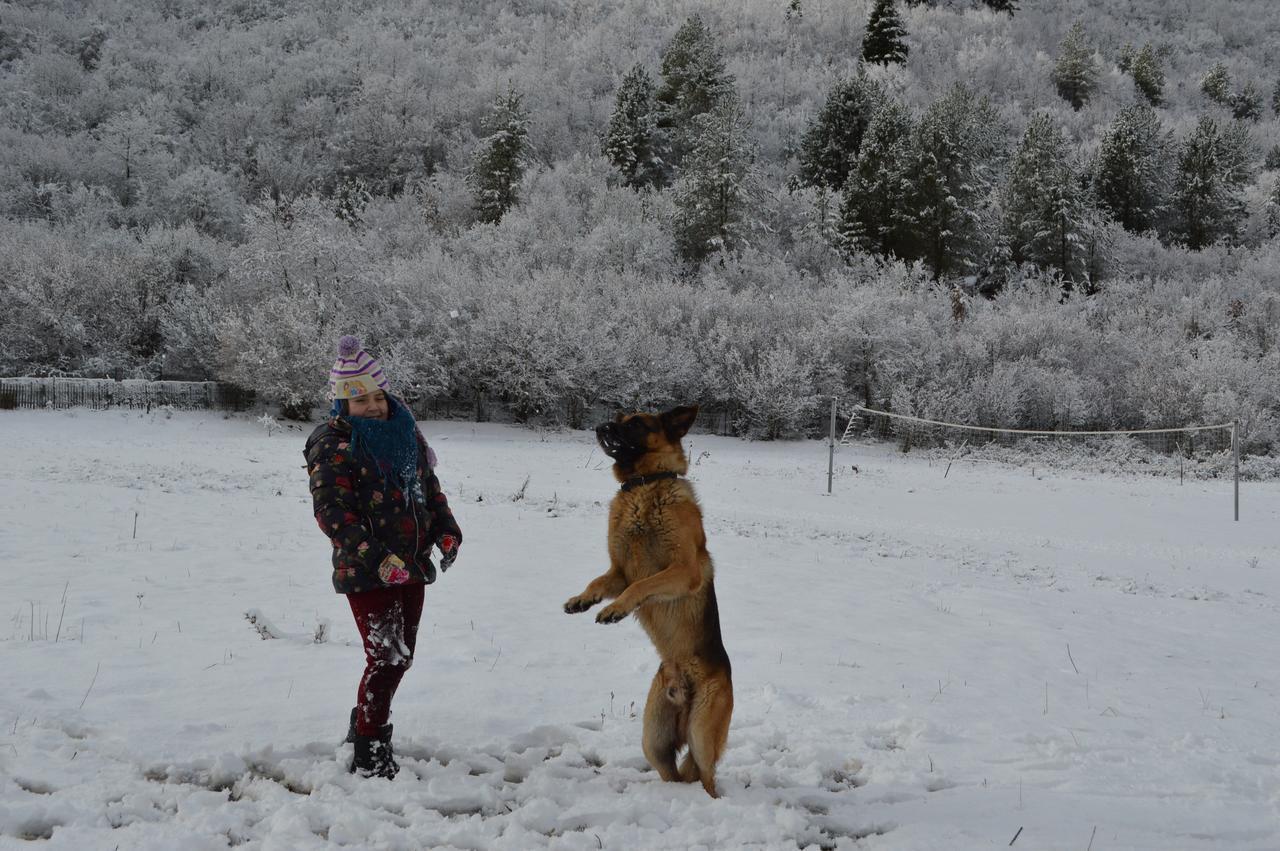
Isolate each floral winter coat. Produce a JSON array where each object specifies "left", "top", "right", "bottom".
[{"left": 305, "top": 416, "right": 462, "bottom": 594}]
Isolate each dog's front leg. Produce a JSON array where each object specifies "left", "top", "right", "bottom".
[
  {"left": 596, "top": 562, "right": 703, "bottom": 624},
  {"left": 564, "top": 568, "right": 627, "bottom": 614}
]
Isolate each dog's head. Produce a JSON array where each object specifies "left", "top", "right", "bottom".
[{"left": 595, "top": 405, "right": 698, "bottom": 478}]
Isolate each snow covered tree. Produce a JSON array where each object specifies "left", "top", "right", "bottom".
[
  {"left": 1273, "top": 79, "right": 1280, "bottom": 117},
  {"left": 1051, "top": 23, "right": 1098, "bottom": 111},
  {"left": 469, "top": 86, "right": 530, "bottom": 224},
  {"left": 798, "top": 72, "right": 884, "bottom": 191},
  {"left": 1129, "top": 43, "right": 1164, "bottom": 106},
  {"left": 1266, "top": 177, "right": 1280, "bottom": 240},
  {"left": 77, "top": 26, "right": 106, "bottom": 72},
  {"left": 982, "top": 0, "right": 1018, "bottom": 16},
  {"left": 1094, "top": 105, "right": 1171, "bottom": 234},
  {"left": 603, "top": 64, "right": 665, "bottom": 190},
  {"left": 862, "top": 0, "right": 908, "bottom": 67},
  {"left": 655, "top": 16, "right": 736, "bottom": 169},
  {"left": 1200, "top": 63, "right": 1231, "bottom": 106},
  {"left": 839, "top": 98, "right": 915, "bottom": 259},
  {"left": 1002, "top": 114, "right": 1091, "bottom": 284},
  {"left": 1173, "top": 117, "right": 1250, "bottom": 249},
  {"left": 1116, "top": 44, "right": 1136, "bottom": 74},
  {"left": 233, "top": 193, "right": 369, "bottom": 301},
  {"left": 216, "top": 288, "right": 340, "bottom": 419},
  {"left": 730, "top": 343, "right": 821, "bottom": 439},
  {"left": 1265, "top": 145, "right": 1280, "bottom": 171},
  {"left": 155, "top": 165, "right": 246, "bottom": 239},
  {"left": 332, "top": 177, "right": 372, "bottom": 227},
  {"left": 672, "top": 105, "right": 761, "bottom": 264},
  {"left": 1230, "top": 82, "right": 1263, "bottom": 122},
  {"left": 1216, "top": 120, "right": 1255, "bottom": 190},
  {"left": 903, "top": 85, "right": 1004, "bottom": 279}
]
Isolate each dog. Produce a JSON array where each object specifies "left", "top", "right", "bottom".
[{"left": 563, "top": 405, "right": 733, "bottom": 797}]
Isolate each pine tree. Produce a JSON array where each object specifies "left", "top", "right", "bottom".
[
  {"left": 603, "top": 64, "right": 665, "bottom": 190},
  {"left": 672, "top": 105, "right": 761, "bottom": 264},
  {"left": 1116, "top": 43, "right": 1136, "bottom": 74},
  {"left": 982, "top": 0, "right": 1018, "bottom": 16},
  {"left": 1216, "top": 120, "right": 1254, "bottom": 190},
  {"left": 1230, "top": 82, "right": 1263, "bottom": 122},
  {"left": 862, "top": 0, "right": 909, "bottom": 67},
  {"left": 469, "top": 86, "right": 529, "bottom": 224},
  {"left": 902, "top": 85, "right": 1004, "bottom": 279},
  {"left": 1174, "top": 118, "right": 1221, "bottom": 249},
  {"left": 1173, "top": 116, "right": 1250, "bottom": 249},
  {"left": 333, "top": 177, "right": 372, "bottom": 226},
  {"left": 798, "top": 72, "right": 884, "bottom": 191},
  {"left": 1094, "top": 105, "right": 1171, "bottom": 234},
  {"left": 1003, "top": 114, "right": 1091, "bottom": 283},
  {"left": 77, "top": 26, "right": 107, "bottom": 72},
  {"left": 1200, "top": 63, "right": 1231, "bottom": 106},
  {"left": 1051, "top": 23, "right": 1098, "bottom": 111},
  {"left": 1129, "top": 43, "right": 1164, "bottom": 106},
  {"left": 1265, "top": 144, "right": 1280, "bottom": 171},
  {"left": 655, "top": 16, "right": 737, "bottom": 169},
  {"left": 839, "top": 98, "right": 915, "bottom": 259},
  {"left": 1265, "top": 176, "right": 1280, "bottom": 240}
]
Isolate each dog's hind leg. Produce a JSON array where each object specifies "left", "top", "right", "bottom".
[
  {"left": 677, "top": 751, "right": 701, "bottom": 785},
  {"left": 684, "top": 673, "right": 733, "bottom": 798},
  {"left": 642, "top": 668, "right": 684, "bottom": 782}
]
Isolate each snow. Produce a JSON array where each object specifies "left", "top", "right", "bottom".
[{"left": 2, "top": 408, "right": 1278, "bottom": 850}]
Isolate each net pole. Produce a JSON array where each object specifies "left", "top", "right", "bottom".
[
  {"left": 1233, "top": 421, "right": 1239, "bottom": 522},
  {"left": 827, "top": 397, "right": 836, "bottom": 495}
]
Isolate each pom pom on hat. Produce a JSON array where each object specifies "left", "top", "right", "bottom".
[{"left": 338, "top": 335, "right": 361, "bottom": 357}]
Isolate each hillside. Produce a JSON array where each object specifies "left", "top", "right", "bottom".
[{"left": 1, "top": 0, "right": 1278, "bottom": 450}]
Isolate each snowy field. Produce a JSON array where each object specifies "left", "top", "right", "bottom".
[{"left": 1, "top": 408, "right": 1279, "bottom": 851}]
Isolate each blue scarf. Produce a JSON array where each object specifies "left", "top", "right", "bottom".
[{"left": 333, "top": 396, "right": 424, "bottom": 505}]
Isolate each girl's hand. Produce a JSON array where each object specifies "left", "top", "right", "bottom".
[
  {"left": 378, "top": 554, "right": 411, "bottom": 585},
  {"left": 438, "top": 535, "right": 459, "bottom": 571}
]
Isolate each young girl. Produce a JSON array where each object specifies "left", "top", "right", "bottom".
[{"left": 304, "top": 335, "right": 462, "bottom": 778}]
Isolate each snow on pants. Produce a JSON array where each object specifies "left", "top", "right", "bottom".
[{"left": 346, "top": 584, "right": 425, "bottom": 737}]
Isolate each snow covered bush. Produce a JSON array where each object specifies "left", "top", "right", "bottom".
[
  {"left": 215, "top": 290, "right": 339, "bottom": 420},
  {"left": 730, "top": 343, "right": 822, "bottom": 440}
]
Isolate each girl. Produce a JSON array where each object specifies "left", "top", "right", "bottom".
[{"left": 304, "top": 335, "right": 462, "bottom": 778}]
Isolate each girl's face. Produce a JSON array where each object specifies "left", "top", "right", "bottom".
[{"left": 347, "top": 390, "right": 389, "bottom": 421}]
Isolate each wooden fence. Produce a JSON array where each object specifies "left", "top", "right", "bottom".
[{"left": 0, "top": 378, "right": 255, "bottom": 412}]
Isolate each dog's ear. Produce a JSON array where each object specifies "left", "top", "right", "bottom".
[{"left": 661, "top": 405, "right": 698, "bottom": 439}]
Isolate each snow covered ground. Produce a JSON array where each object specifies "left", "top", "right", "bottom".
[{"left": 2, "top": 408, "right": 1278, "bottom": 850}]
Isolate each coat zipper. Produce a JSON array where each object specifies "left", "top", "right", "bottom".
[{"left": 410, "top": 474, "right": 431, "bottom": 582}]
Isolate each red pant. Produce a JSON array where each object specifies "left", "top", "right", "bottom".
[{"left": 346, "top": 584, "right": 424, "bottom": 736}]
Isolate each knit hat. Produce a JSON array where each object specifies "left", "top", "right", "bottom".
[{"left": 329, "top": 335, "right": 390, "bottom": 400}]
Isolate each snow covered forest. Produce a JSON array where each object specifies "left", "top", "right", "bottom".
[{"left": 2, "top": 0, "right": 1279, "bottom": 449}]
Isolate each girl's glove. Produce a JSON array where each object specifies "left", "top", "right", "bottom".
[
  {"left": 437, "top": 535, "right": 459, "bottom": 571},
  {"left": 378, "top": 554, "right": 411, "bottom": 585}
]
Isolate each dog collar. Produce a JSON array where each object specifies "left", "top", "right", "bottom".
[{"left": 620, "top": 471, "right": 679, "bottom": 492}]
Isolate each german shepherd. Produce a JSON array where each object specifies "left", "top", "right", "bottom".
[{"left": 563, "top": 406, "right": 733, "bottom": 797}]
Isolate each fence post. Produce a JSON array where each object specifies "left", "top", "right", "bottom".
[
  {"left": 827, "top": 398, "right": 836, "bottom": 495},
  {"left": 1232, "top": 421, "right": 1239, "bottom": 522}
]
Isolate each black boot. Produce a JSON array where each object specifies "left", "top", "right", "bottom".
[
  {"left": 351, "top": 724, "right": 398, "bottom": 779},
  {"left": 344, "top": 707, "right": 357, "bottom": 744}
]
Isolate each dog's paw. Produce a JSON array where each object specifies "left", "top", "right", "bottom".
[
  {"left": 595, "top": 604, "right": 630, "bottom": 624},
  {"left": 564, "top": 595, "right": 599, "bottom": 614}
]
